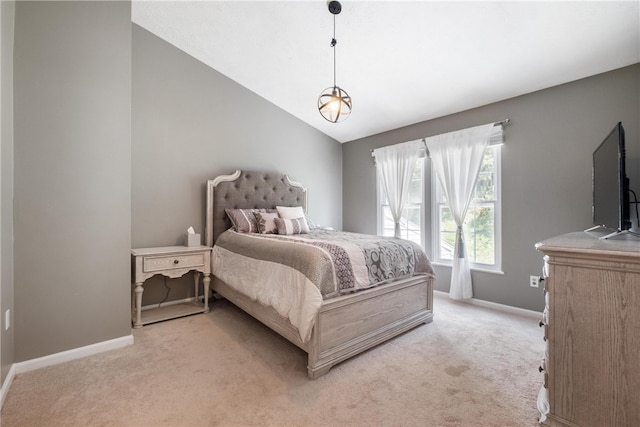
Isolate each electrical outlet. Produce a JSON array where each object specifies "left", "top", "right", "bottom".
[
  {"left": 530, "top": 275, "right": 540, "bottom": 288},
  {"left": 4, "top": 309, "right": 10, "bottom": 331}
]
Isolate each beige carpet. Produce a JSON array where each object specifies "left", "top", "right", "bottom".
[{"left": 1, "top": 293, "right": 543, "bottom": 427}]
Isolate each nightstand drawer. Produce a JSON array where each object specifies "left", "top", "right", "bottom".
[{"left": 143, "top": 253, "right": 205, "bottom": 273}]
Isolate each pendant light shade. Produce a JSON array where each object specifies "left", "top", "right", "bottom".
[
  {"left": 318, "top": 1, "right": 351, "bottom": 123},
  {"left": 318, "top": 86, "right": 352, "bottom": 123}
]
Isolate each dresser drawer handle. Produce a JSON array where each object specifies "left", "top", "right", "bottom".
[
  {"left": 544, "top": 373, "right": 548, "bottom": 389},
  {"left": 539, "top": 320, "right": 545, "bottom": 328},
  {"left": 173, "top": 259, "right": 179, "bottom": 264},
  {"left": 539, "top": 365, "right": 545, "bottom": 373}
]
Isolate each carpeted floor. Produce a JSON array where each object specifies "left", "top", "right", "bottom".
[{"left": 1, "top": 293, "right": 544, "bottom": 427}]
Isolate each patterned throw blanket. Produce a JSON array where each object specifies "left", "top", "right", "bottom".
[{"left": 214, "top": 229, "right": 434, "bottom": 299}]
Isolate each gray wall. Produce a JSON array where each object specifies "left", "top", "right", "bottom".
[
  {"left": 132, "top": 25, "right": 342, "bottom": 304},
  {"left": 343, "top": 64, "right": 640, "bottom": 312},
  {"left": 1, "top": 0, "right": 15, "bottom": 384},
  {"left": 13, "top": 1, "right": 132, "bottom": 361}
]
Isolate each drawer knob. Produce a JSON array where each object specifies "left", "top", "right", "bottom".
[
  {"left": 173, "top": 259, "right": 179, "bottom": 264},
  {"left": 539, "top": 365, "right": 545, "bottom": 373},
  {"left": 539, "top": 320, "right": 546, "bottom": 327}
]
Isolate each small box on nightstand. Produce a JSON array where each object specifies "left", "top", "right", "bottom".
[{"left": 185, "top": 233, "right": 201, "bottom": 247}]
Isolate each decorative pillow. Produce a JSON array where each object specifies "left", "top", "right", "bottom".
[
  {"left": 225, "top": 209, "right": 257, "bottom": 233},
  {"left": 253, "top": 211, "right": 280, "bottom": 234},
  {"left": 305, "top": 215, "right": 318, "bottom": 230},
  {"left": 276, "top": 205, "right": 306, "bottom": 219},
  {"left": 274, "top": 217, "right": 310, "bottom": 235},
  {"left": 225, "top": 208, "right": 274, "bottom": 233},
  {"left": 276, "top": 205, "right": 319, "bottom": 229}
]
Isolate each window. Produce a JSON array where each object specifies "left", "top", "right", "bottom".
[
  {"left": 432, "top": 145, "right": 502, "bottom": 272},
  {"left": 377, "top": 158, "right": 425, "bottom": 247}
]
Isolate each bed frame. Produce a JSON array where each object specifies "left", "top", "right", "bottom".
[{"left": 205, "top": 170, "right": 434, "bottom": 378}]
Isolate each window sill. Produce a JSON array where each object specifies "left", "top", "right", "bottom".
[{"left": 431, "top": 262, "right": 504, "bottom": 275}]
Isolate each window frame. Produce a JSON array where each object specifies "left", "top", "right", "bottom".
[{"left": 430, "top": 145, "right": 503, "bottom": 274}]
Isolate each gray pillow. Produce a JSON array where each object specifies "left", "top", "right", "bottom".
[{"left": 225, "top": 208, "right": 275, "bottom": 233}]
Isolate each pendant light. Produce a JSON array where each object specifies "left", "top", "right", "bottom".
[{"left": 318, "top": 1, "right": 352, "bottom": 123}]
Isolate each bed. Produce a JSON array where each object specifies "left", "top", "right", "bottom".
[{"left": 206, "top": 170, "right": 435, "bottom": 378}]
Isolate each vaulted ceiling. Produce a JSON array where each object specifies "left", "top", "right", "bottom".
[{"left": 132, "top": 1, "right": 640, "bottom": 143}]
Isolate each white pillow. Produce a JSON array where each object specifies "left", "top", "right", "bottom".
[
  {"left": 253, "top": 211, "right": 279, "bottom": 234},
  {"left": 276, "top": 205, "right": 305, "bottom": 219}
]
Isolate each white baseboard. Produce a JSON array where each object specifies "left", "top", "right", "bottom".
[
  {"left": 14, "top": 334, "right": 134, "bottom": 375},
  {"left": 434, "top": 290, "right": 542, "bottom": 319},
  {"left": 0, "top": 363, "right": 17, "bottom": 409},
  {"left": 1, "top": 334, "right": 133, "bottom": 410}
]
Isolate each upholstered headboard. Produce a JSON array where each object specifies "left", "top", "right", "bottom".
[{"left": 205, "top": 170, "right": 308, "bottom": 246}]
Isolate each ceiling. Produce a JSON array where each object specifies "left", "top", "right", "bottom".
[{"left": 132, "top": 1, "right": 640, "bottom": 143}]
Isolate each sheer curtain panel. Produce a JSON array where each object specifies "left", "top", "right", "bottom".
[
  {"left": 373, "top": 140, "right": 423, "bottom": 238},
  {"left": 426, "top": 123, "right": 495, "bottom": 300}
]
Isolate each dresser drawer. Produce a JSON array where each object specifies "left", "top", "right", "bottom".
[{"left": 143, "top": 253, "right": 205, "bottom": 273}]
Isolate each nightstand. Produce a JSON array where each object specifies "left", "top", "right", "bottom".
[{"left": 131, "top": 245, "right": 213, "bottom": 328}]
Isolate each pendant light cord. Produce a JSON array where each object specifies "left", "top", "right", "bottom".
[{"left": 331, "top": 14, "right": 337, "bottom": 88}]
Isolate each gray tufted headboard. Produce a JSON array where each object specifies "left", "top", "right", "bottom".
[{"left": 205, "top": 170, "right": 308, "bottom": 246}]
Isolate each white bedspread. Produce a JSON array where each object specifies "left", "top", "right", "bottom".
[{"left": 212, "top": 246, "right": 323, "bottom": 342}]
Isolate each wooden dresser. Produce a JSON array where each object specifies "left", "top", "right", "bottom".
[{"left": 535, "top": 232, "right": 640, "bottom": 427}]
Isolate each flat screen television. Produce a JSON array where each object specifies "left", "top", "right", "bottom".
[{"left": 591, "top": 122, "right": 631, "bottom": 237}]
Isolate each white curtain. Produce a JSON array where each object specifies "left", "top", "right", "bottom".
[
  {"left": 373, "top": 140, "right": 423, "bottom": 238},
  {"left": 426, "top": 123, "right": 495, "bottom": 300}
]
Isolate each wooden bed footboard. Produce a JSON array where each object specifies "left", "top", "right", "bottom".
[
  {"left": 308, "top": 274, "right": 433, "bottom": 378},
  {"left": 212, "top": 274, "right": 434, "bottom": 379}
]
